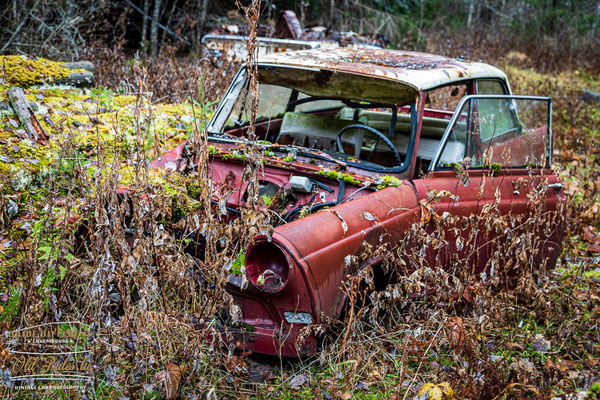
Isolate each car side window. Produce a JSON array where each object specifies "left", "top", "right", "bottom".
[{"left": 435, "top": 95, "right": 551, "bottom": 170}]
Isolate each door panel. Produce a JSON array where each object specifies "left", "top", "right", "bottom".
[{"left": 416, "top": 95, "right": 563, "bottom": 282}]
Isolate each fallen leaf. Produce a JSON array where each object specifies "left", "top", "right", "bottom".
[
  {"left": 363, "top": 211, "right": 376, "bottom": 221},
  {"left": 505, "top": 382, "right": 541, "bottom": 397},
  {"left": 8, "top": 119, "right": 19, "bottom": 128},
  {"left": 329, "top": 209, "right": 348, "bottom": 234},
  {"left": 512, "top": 358, "right": 536, "bottom": 374},
  {"left": 582, "top": 226, "right": 600, "bottom": 252},
  {"left": 417, "top": 382, "right": 454, "bottom": 399},
  {"left": 556, "top": 359, "right": 577, "bottom": 374},
  {"left": 444, "top": 317, "right": 465, "bottom": 350},
  {"left": 44, "top": 116, "right": 56, "bottom": 128},
  {"left": 89, "top": 116, "right": 103, "bottom": 125},
  {"left": 15, "top": 129, "right": 28, "bottom": 139},
  {"left": 505, "top": 342, "right": 525, "bottom": 351},
  {"left": 531, "top": 336, "right": 550, "bottom": 353},
  {"left": 154, "top": 362, "right": 183, "bottom": 400},
  {"left": 288, "top": 373, "right": 307, "bottom": 389}
]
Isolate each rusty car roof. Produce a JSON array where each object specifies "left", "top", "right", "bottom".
[{"left": 258, "top": 48, "right": 508, "bottom": 91}]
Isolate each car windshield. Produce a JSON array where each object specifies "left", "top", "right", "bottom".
[{"left": 207, "top": 65, "right": 420, "bottom": 171}]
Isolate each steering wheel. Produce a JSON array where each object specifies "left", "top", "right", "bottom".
[{"left": 336, "top": 124, "right": 402, "bottom": 168}]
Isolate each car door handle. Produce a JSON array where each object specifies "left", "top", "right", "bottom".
[{"left": 547, "top": 182, "right": 563, "bottom": 191}]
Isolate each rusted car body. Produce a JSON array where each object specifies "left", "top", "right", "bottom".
[
  {"left": 203, "top": 10, "right": 382, "bottom": 61},
  {"left": 153, "top": 48, "right": 565, "bottom": 357},
  {"left": 201, "top": 34, "right": 325, "bottom": 61}
]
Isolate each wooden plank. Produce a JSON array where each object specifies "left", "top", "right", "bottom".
[{"left": 7, "top": 87, "right": 48, "bottom": 144}]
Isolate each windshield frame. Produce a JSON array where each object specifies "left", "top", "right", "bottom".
[
  {"left": 206, "top": 65, "right": 425, "bottom": 174},
  {"left": 206, "top": 67, "right": 248, "bottom": 135}
]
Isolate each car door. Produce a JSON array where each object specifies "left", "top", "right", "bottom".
[{"left": 412, "top": 95, "right": 564, "bottom": 282}]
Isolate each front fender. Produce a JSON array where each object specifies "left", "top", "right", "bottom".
[{"left": 270, "top": 182, "right": 420, "bottom": 319}]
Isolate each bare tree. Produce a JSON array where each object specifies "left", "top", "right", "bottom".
[
  {"left": 467, "top": 0, "right": 474, "bottom": 28},
  {"left": 142, "top": 0, "right": 150, "bottom": 49},
  {"left": 196, "top": 0, "right": 209, "bottom": 47},
  {"left": 150, "top": 0, "right": 162, "bottom": 58}
]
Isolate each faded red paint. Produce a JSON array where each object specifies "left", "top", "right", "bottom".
[{"left": 226, "top": 182, "right": 420, "bottom": 357}]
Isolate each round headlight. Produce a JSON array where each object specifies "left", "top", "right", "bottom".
[{"left": 245, "top": 241, "right": 291, "bottom": 293}]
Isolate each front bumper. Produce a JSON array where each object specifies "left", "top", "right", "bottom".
[{"left": 224, "top": 275, "right": 316, "bottom": 358}]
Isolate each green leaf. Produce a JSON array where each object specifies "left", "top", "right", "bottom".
[{"left": 59, "top": 265, "right": 67, "bottom": 280}]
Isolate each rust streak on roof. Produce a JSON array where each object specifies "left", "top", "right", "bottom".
[{"left": 259, "top": 48, "right": 507, "bottom": 90}]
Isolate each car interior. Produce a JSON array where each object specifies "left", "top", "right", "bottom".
[{"left": 211, "top": 67, "right": 516, "bottom": 177}]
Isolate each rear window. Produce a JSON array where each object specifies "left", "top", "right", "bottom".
[{"left": 426, "top": 83, "right": 469, "bottom": 111}]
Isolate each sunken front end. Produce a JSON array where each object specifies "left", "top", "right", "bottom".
[{"left": 225, "top": 238, "right": 317, "bottom": 358}]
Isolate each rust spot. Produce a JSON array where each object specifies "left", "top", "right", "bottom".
[
  {"left": 348, "top": 53, "right": 453, "bottom": 70},
  {"left": 259, "top": 48, "right": 503, "bottom": 90}
]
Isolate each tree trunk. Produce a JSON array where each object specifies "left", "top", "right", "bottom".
[
  {"left": 142, "top": 0, "right": 150, "bottom": 49},
  {"left": 199, "top": 0, "right": 208, "bottom": 32},
  {"left": 196, "top": 0, "right": 208, "bottom": 49},
  {"left": 56, "top": 71, "right": 95, "bottom": 87},
  {"left": 150, "top": 0, "right": 162, "bottom": 59},
  {"left": 467, "top": 0, "right": 474, "bottom": 28},
  {"left": 330, "top": 0, "right": 335, "bottom": 27},
  {"left": 161, "top": 0, "right": 179, "bottom": 44}
]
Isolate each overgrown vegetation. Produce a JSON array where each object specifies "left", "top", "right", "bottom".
[{"left": 0, "top": 1, "right": 599, "bottom": 399}]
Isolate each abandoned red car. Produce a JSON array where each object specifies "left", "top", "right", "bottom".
[{"left": 153, "top": 48, "right": 564, "bottom": 357}]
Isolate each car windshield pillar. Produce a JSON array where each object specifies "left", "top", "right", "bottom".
[{"left": 207, "top": 67, "right": 247, "bottom": 134}]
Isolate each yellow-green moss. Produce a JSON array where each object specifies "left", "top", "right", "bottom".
[
  {"left": 317, "top": 169, "right": 362, "bottom": 185},
  {"left": 0, "top": 135, "right": 52, "bottom": 193},
  {"left": 112, "top": 95, "right": 137, "bottom": 107},
  {"left": 37, "top": 87, "right": 84, "bottom": 99},
  {"left": 0, "top": 55, "right": 71, "bottom": 88},
  {"left": 375, "top": 175, "right": 402, "bottom": 189},
  {"left": 0, "top": 78, "right": 212, "bottom": 198}
]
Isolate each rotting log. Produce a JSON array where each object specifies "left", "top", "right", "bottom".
[
  {"left": 581, "top": 90, "right": 600, "bottom": 104},
  {"left": 65, "top": 61, "right": 95, "bottom": 73},
  {"left": 55, "top": 71, "right": 95, "bottom": 87},
  {"left": 58, "top": 61, "right": 96, "bottom": 87},
  {"left": 7, "top": 87, "right": 48, "bottom": 144}
]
